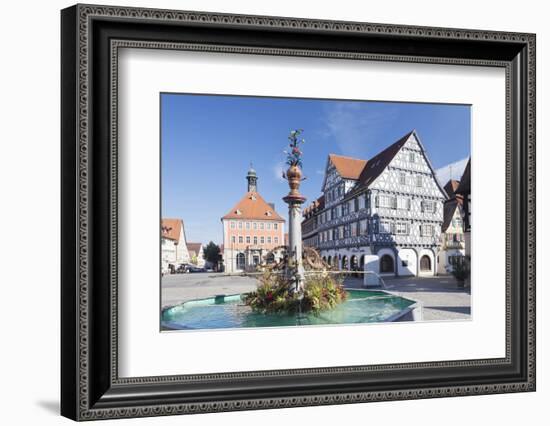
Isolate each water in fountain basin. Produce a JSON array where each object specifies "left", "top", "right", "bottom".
[{"left": 161, "top": 290, "right": 415, "bottom": 331}]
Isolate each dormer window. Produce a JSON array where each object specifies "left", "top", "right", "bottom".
[
  {"left": 266, "top": 211, "right": 272, "bottom": 217},
  {"left": 235, "top": 209, "right": 242, "bottom": 215},
  {"left": 249, "top": 195, "right": 256, "bottom": 201}
]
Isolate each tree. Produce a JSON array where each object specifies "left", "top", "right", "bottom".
[
  {"left": 203, "top": 241, "right": 221, "bottom": 266},
  {"left": 450, "top": 256, "right": 470, "bottom": 288}
]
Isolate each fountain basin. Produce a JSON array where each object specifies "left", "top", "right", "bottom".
[{"left": 161, "top": 290, "right": 417, "bottom": 331}]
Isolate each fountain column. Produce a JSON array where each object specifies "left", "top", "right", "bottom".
[{"left": 282, "top": 130, "right": 307, "bottom": 293}]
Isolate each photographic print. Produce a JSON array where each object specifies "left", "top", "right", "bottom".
[{"left": 160, "top": 94, "right": 472, "bottom": 331}]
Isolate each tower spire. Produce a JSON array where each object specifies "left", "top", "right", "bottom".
[{"left": 246, "top": 163, "right": 257, "bottom": 192}]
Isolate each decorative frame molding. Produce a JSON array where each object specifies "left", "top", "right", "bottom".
[{"left": 61, "top": 4, "right": 535, "bottom": 421}]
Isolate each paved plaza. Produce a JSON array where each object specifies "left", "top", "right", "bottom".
[{"left": 161, "top": 272, "right": 471, "bottom": 322}]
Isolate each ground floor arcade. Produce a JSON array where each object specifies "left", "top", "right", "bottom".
[{"left": 320, "top": 246, "right": 439, "bottom": 278}]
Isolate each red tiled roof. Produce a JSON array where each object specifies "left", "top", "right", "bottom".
[
  {"left": 186, "top": 242, "right": 202, "bottom": 256},
  {"left": 161, "top": 218, "right": 184, "bottom": 241},
  {"left": 222, "top": 191, "right": 284, "bottom": 221},
  {"left": 328, "top": 154, "right": 367, "bottom": 180},
  {"left": 303, "top": 195, "right": 325, "bottom": 216}
]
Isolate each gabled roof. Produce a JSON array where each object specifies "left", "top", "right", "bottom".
[
  {"left": 456, "top": 158, "right": 471, "bottom": 195},
  {"left": 442, "top": 199, "right": 460, "bottom": 232},
  {"left": 186, "top": 242, "right": 203, "bottom": 255},
  {"left": 444, "top": 179, "right": 460, "bottom": 198},
  {"left": 346, "top": 130, "right": 448, "bottom": 199},
  {"left": 161, "top": 218, "right": 185, "bottom": 241},
  {"left": 222, "top": 191, "right": 284, "bottom": 221},
  {"left": 328, "top": 154, "right": 367, "bottom": 180},
  {"left": 356, "top": 130, "right": 414, "bottom": 188}
]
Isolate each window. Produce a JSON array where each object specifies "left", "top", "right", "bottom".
[
  {"left": 260, "top": 222, "right": 264, "bottom": 230},
  {"left": 274, "top": 236, "right": 279, "bottom": 244},
  {"left": 253, "top": 236, "right": 258, "bottom": 245},
  {"left": 246, "top": 236, "right": 250, "bottom": 244},
  {"left": 342, "top": 203, "right": 348, "bottom": 215},
  {"left": 266, "top": 223, "right": 271, "bottom": 230},
  {"left": 354, "top": 197, "right": 359, "bottom": 211},
  {"left": 253, "top": 222, "right": 257, "bottom": 230},
  {"left": 273, "top": 223, "right": 278, "bottom": 230},
  {"left": 339, "top": 226, "right": 345, "bottom": 239},
  {"left": 231, "top": 236, "right": 236, "bottom": 243},
  {"left": 421, "top": 224, "right": 434, "bottom": 237},
  {"left": 395, "top": 221, "right": 409, "bottom": 235},
  {"left": 380, "top": 220, "right": 394, "bottom": 234},
  {"left": 238, "top": 222, "right": 243, "bottom": 229},
  {"left": 422, "top": 200, "right": 435, "bottom": 213},
  {"left": 230, "top": 221, "right": 236, "bottom": 229},
  {"left": 351, "top": 222, "right": 358, "bottom": 237},
  {"left": 267, "top": 236, "right": 272, "bottom": 244},
  {"left": 238, "top": 236, "right": 243, "bottom": 243},
  {"left": 399, "top": 172, "right": 407, "bottom": 185},
  {"left": 245, "top": 222, "right": 250, "bottom": 229},
  {"left": 377, "top": 195, "right": 397, "bottom": 209},
  {"left": 409, "top": 152, "right": 416, "bottom": 163},
  {"left": 397, "top": 197, "right": 410, "bottom": 210},
  {"left": 260, "top": 236, "right": 265, "bottom": 244},
  {"left": 416, "top": 175, "right": 423, "bottom": 187},
  {"left": 360, "top": 219, "right": 368, "bottom": 234}
]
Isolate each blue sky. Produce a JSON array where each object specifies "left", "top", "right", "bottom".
[{"left": 161, "top": 94, "right": 470, "bottom": 245}]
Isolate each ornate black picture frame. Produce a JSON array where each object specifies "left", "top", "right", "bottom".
[{"left": 61, "top": 4, "right": 536, "bottom": 421}]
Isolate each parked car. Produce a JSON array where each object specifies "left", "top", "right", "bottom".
[
  {"left": 187, "top": 265, "right": 206, "bottom": 273},
  {"left": 176, "top": 264, "right": 188, "bottom": 274}
]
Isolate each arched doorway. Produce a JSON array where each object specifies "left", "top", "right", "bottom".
[
  {"left": 266, "top": 252, "right": 275, "bottom": 264},
  {"left": 380, "top": 254, "right": 394, "bottom": 273},
  {"left": 350, "top": 255, "right": 358, "bottom": 277},
  {"left": 236, "top": 253, "right": 245, "bottom": 270},
  {"left": 420, "top": 255, "right": 431, "bottom": 272},
  {"left": 360, "top": 255, "right": 365, "bottom": 270},
  {"left": 327, "top": 256, "right": 332, "bottom": 266},
  {"left": 341, "top": 255, "right": 349, "bottom": 270}
]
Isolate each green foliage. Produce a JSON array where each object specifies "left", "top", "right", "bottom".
[
  {"left": 203, "top": 241, "right": 221, "bottom": 264},
  {"left": 451, "top": 256, "right": 470, "bottom": 286},
  {"left": 243, "top": 270, "right": 347, "bottom": 314}
]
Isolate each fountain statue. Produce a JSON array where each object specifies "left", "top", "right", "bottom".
[{"left": 282, "top": 129, "right": 307, "bottom": 294}]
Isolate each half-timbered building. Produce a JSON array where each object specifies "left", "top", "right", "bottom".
[{"left": 303, "top": 130, "right": 448, "bottom": 277}]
